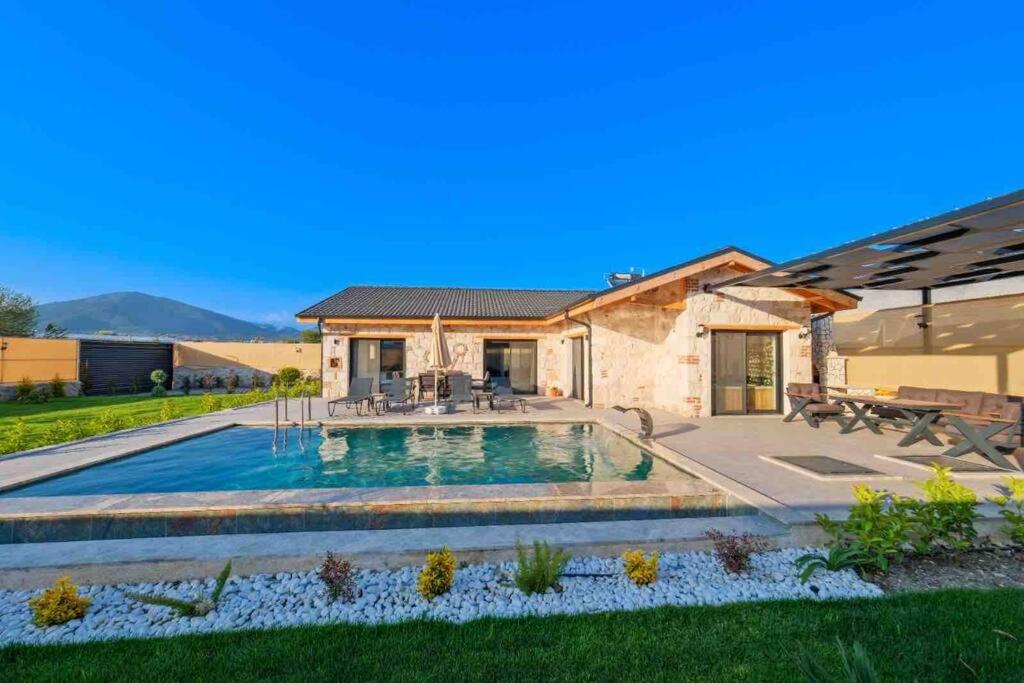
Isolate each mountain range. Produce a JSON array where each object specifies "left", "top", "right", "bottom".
[{"left": 35, "top": 292, "right": 301, "bottom": 340}]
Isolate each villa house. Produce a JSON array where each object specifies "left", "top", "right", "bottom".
[{"left": 297, "top": 247, "right": 858, "bottom": 417}]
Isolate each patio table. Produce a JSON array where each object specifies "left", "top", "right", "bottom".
[{"left": 827, "top": 392, "right": 959, "bottom": 447}]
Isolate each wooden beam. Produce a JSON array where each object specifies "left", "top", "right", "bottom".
[
  {"left": 703, "top": 323, "right": 801, "bottom": 332},
  {"left": 313, "top": 317, "right": 549, "bottom": 327}
]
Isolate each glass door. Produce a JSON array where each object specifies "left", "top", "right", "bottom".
[
  {"left": 484, "top": 340, "right": 537, "bottom": 394},
  {"left": 711, "top": 331, "right": 781, "bottom": 415},
  {"left": 350, "top": 339, "right": 405, "bottom": 392}
]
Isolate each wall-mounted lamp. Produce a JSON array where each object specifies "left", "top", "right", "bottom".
[
  {"left": 798, "top": 326, "right": 812, "bottom": 340},
  {"left": 696, "top": 324, "right": 707, "bottom": 337}
]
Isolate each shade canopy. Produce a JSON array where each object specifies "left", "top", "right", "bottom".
[
  {"left": 429, "top": 314, "right": 452, "bottom": 371},
  {"left": 713, "top": 189, "right": 1024, "bottom": 291}
]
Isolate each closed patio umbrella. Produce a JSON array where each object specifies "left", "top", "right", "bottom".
[{"left": 428, "top": 313, "right": 452, "bottom": 411}]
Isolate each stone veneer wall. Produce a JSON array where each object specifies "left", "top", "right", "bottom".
[
  {"left": 320, "top": 322, "right": 583, "bottom": 399},
  {"left": 587, "top": 267, "right": 812, "bottom": 417}
]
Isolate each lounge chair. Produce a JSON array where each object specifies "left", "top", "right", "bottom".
[
  {"left": 783, "top": 382, "right": 846, "bottom": 428},
  {"left": 472, "top": 371, "right": 490, "bottom": 392},
  {"left": 379, "top": 378, "right": 415, "bottom": 415},
  {"left": 418, "top": 373, "right": 437, "bottom": 401},
  {"left": 490, "top": 383, "right": 526, "bottom": 413},
  {"left": 327, "top": 377, "right": 374, "bottom": 417},
  {"left": 446, "top": 374, "right": 476, "bottom": 413}
]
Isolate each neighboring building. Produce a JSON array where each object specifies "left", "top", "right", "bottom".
[{"left": 297, "top": 247, "right": 857, "bottom": 417}]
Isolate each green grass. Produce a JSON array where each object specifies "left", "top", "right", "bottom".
[
  {"left": 0, "top": 395, "right": 210, "bottom": 450},
  {"left": 1, "top": 590, "right": 1022, "bottom": 682}
]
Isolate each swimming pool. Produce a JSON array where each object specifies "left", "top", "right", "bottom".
[{"left": 3, "top": 423, "right": 684, "bottom": 497}]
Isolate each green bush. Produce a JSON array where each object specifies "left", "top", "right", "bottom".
[
  {"left": 911, "top": 465, "right": 979, "bottom": 553},
  {"left": 91, "top": 408, "right": 126, "bottom": 434},
  {"left": 515, "top": 540, "right": 570, "bottom": 595},
  {"left": 1, "top": 418, "right": 32, "bottom": 454},
  {"left": 14, "top": 376, "right": 35, "bottom": 402},
  {"left": 226, "top": 372, "right": 239, "bottom": 394},
  {"left": 417, "top": 547, "right": 456, "bottom": 600},
  {"left": 794, "top": 546, "right": 872, "bottom": 583},
  {"left": 49, "top": 374, "right": 66, "bottom": 398},
  {"left": 200, "top": 392, "right": 223, "bottom": 413},
  {"left": 178, "top": 375, "right": 192, "bottom": 395},
  {"left": 278, "top": 367, "right": 302, "bottom": 386},
  {"left": 991, "top": 477, "right": 1024, "bottom": 545},
  {"left": 815, "top": 484, "right": 916, "bottom": 574},
  {"left": 151, "top": 385, "right": 167, "bottom": 398}
]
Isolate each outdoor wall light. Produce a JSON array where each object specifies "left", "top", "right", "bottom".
[
  {"left": 695, "top": 324, "right": 707, "bottom": 337},
  {"left": 798, "top": 326, "right": 812, "bottom": 339}
]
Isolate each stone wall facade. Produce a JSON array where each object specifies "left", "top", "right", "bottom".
[{"left": 318, "top": 271, "right": 813, "bottom": 418}]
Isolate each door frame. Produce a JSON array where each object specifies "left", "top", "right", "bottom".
[
  {"left": 710, "top": 330, "right": 783, "bottom": 416},
  {"left": 349, "top": 338, "right": 406, "bottom": 392},
  {"left": 570, "top": 336, "right": 584, "bottom": 400}
]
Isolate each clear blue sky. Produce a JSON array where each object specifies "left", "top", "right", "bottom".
[{"left": 2, "top": 1, "right": 1022, "bottom": 327}]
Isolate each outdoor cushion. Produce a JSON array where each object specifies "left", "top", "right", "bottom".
[
  {"left": 999, "top": 401, "right": 1022, "bottom": 423},
  {"left": 980, "top": 393, "right": 1010, "bottom": 417},
  {"left": 786, "top": 383, "right": 822, "bottom": 400},
  {"left": 934, "top": 390, "right": 984, "bottom": 416},
  {"left": 897, "top": 386, "right": 938, "bottom": 403},
  {"left": 804, "top": 403, "right": 844, "bottom": 414}
]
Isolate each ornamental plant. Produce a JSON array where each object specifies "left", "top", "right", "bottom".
[
  {"left": 124, "top": 561, "right": 232, "bottom": 617},
  {"left": 150, "top": 369, "right": 168, "bottom": 397},
  {"left": 417, "top": 547, "right": 456, "bottom": 600},
  {"left": 911, "top": 464, "right": 979, "bottom": 553},
  {"left": 623, "top": 550, "right": 659, "bottom": 586},
  {"left": 815, "top": 484, "right": 916, "bottom": 574},
  {"left": 705, "top": 530, "right": 770, "bottom": 574},
  {"left": 29, "top": 576, "right": 91, "bottom": 627},
  {"left": 226, "top": 371, "right": 239, "bottom": 394},
  {"left": 319, "top": 552, "right": 357, "bottom": 603},
  {"left": 201, "top": 392, "right": 223, "bottom": 413},
  {"left": 794, "top": 546, "right": 872, "bottom": 583},
  {"left": 515, "top": 539, "right": 570, "bottom": 595},
  {"left": 49, "top": 374, "right": 66, "bottom": 398},
  {"left": 990, "top": 477, "right": 1024, "bottom": 545},
  {"left": 278, "top": 366, "right": 302, "bottom": 386},
  {"left": 14, "top": 376, "right": 35, "bottom": 402}
]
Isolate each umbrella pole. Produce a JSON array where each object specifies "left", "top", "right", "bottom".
[{"left": 434, "top": 369, "right": 439, "bottom": 408}]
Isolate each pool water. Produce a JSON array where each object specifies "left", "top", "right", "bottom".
[{"left": 4, "top": 423, "right": 681, "bottom": 497}]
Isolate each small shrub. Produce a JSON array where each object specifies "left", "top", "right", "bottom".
[
  {"left": 130, "top": 375, "right": 141, "bottom": 395},
  {"left": 92, "top": 408, "right": 126, "bottom": 434},
  {"left": 49, "top": 374, "right": 66, "bottom": 398},
  {"left": 150, "top": 369, "right": 168, "bottom": 397},
  {"left": 45, "top": 418, "right": 89, "bottom": 445},
  {"left": 278, "top": 367, "right": 302, "bottom": 386},
  {"left": 178, "top": 375, "right": 192, "bottom": 395},
  {"left": 226, "top": 371, "right": 239, "bottom": 394},
  {"left": 159, "top": 400, "right": 179, "bottom": 422},
  {"left": 623, "top": 550, "right": 659, "bottom": 586},
  {"left": 124, "top": 561, "right": 231, "bottom": 618},
  {"left": 200, "top": 393, "right": 223, "bottom": 413},
  {"left": 319, "top": 552, "right": 357, "bottom": 602},
  {"left": 19, "top": 387, "right": 50, "bottom": 404},
  {"left": 794, "top": 545, "right": 872, "bottom": 583},
  {"left": 250, "top": 373, "right": 264, "bottom": 389},
  {"left": 706, "top": 530, "right": 771, "bottom": 573},
  {"left": 200, "top": 372, "right": 215, "bottom": 390},
  {"left": 29, "top": 576, "right": 91, "bottom": 627},
  {"left": 815, "top": 484, "right": 916, "bottom": 574},
  {"left": 418, "top": 547, "right": 456, "bottom": 600},
  {"left": 1, "top": 418, "right": 32, "bottom": 454},
  {"left": 911, "top": 464, "right": 979, "bottom": 553},
  {"left": 515, "top": 539, "right": 570, "bottom": 595},
  {"left": 991, "top": 477, "right": 1024, "bottom": 545},
  {"left": 213, "top": 375, "right": 224, "bottom": 389},
  {"left": 151, "top": 385, "right": 167, "bottom": 398},
  {"left": 14, "top": 376, "right": 35, "bottom": 402}
]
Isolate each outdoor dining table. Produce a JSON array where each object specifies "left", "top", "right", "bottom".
[{"left": 827, "top": 392, "right": 960, "bottom": 448}]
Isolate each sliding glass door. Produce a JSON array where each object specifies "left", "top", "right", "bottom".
[
  {"left": 484, "top": 340, "right": 537, "bottom": 394},
  {"left": 350, "top": 339, "right": 405, "bottom": 392},
  {"left": 711, "top": 331, "right": 781, "bottom": 415}
]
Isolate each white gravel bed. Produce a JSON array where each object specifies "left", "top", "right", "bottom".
[{"left": 0, "top": 547, "right": 882, "bottom": 647}]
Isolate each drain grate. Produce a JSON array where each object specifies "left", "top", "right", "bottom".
[
  {"left": 769, "top": 455, "right": 885, "bottom": 478},
  {"left": 886, "top": 454, "right": 1009, "bottom": 473}
]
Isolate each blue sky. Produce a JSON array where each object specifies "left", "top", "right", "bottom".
[{"left": 1, "top": 1, "right": 1022, "bottom": 327}]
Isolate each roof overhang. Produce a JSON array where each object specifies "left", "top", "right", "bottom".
[{"left": 711, "top": 188, "right": 1024, "bottom": 293}]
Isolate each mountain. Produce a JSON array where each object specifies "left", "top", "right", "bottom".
[{"left": 35, "top": 292, "right": 301, "bottom": 340}]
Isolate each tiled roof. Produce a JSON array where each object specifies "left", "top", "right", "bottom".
[{"left": 297, "top": 286, "right": 596, "bottom": 320}]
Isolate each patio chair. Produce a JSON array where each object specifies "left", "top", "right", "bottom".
[
  {"left": 380, "top": 378, "right": 415, "bottom": 415},
  {"left": 472, "top": 371, "right": 490, "bottom": 392},
  {"left": 783, "top": 382, "right": 845, "bottom": 429},
  {"left": 490, "top": 383, "right": 526, "bottom": 413},
  {"left": 418, "top": 373, "right": 437, "bottom": 401},
  {"left": 446, "top": 374, "right": 477, "bottom": 413},
  {"left": 327, "top": 377, "right": 374, "bottom": 417}
]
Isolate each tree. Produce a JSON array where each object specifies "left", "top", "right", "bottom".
[
  {"left": 0, "top": 286, "right": 37, "bottom": 337},
  {"left": 300, "top": 329, "right": 322, "bottom": 343},
  {"left": 42, "top": 322, "right": 68, "bottom": 338}
]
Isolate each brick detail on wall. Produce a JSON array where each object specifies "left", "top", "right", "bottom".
[{"left": 678, "top": 355, "right": 700, "bottom": 364}]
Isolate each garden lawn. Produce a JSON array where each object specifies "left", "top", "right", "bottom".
[
  {"left": 2, "top": 589, "right": 1022, "bottom": 682},
  {"left": 0, "top": 395, "right": 210, "bottom": 450}
]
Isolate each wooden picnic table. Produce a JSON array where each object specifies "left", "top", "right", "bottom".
[{"left": 827, "top": 392, "right": 961, "bottom": 447}]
